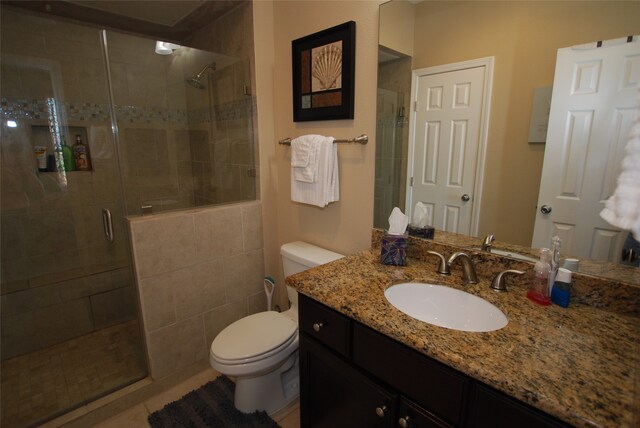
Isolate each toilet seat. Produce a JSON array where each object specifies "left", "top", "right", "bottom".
[{"left": 210, "top": 311, "right": 297, "bottom": 365}]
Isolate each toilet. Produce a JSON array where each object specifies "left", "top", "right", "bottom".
[{"left": 209, "top": 241, "right": 343, "bottom": 415}]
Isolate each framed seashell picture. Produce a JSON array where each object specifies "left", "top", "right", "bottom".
[{"left": 292, "top": 21, "right": 355, "bottom": 121}]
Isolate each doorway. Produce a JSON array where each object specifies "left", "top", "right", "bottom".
[
  {"left": 406, "top": 57, "right": 493, "bottom": 235},
  {"left": 532, "top": 36, "right": 640, "bottom": 261}
]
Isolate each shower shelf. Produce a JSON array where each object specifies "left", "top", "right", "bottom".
[{"left": 32, "top": 125, "right": 93, "bottom": 173}]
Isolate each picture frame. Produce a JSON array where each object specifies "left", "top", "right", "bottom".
[{"left": 292, "top": 21, "right": 355, "bottom": 122}]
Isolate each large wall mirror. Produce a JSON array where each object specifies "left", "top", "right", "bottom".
[{"left": 375, "top": 0, "right": 640, "bottom": 268}]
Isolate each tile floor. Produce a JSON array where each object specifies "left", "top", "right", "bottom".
[
  {"left": 82, "top": 368, "right": 300, "bottom": 428},
  {"left": 0, "top": 320, "right": 147, "bottom": 428}
]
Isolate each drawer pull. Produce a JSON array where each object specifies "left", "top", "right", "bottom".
[
  {"left": 398, "top": 416, "right": 411, "bottom": 428},
  {"left": 312, "top": 322, "right": 324, "bottom": 332},
  {"left": 375, "top": 405, "right": 387, "bottom": 418}
]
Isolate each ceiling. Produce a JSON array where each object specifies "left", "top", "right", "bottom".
[
  {"left": 2, "top": 0, "right": 243, "bottom": 43},
  {"left": 69, "top": 1, "right": 206, "bottom": 26}
]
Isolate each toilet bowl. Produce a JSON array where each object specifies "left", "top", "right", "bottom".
[{"left": 209, "top": 241, "right": 343, "bottom": 415}]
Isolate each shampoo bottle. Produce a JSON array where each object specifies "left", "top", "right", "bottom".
[
  {"left": 73, "top": 134, "right": 92, "bottom": 171},
  {"left": 61, "top": 140, "right": 75, "bottom": 171},
  {"left": 527, "top": 248, "right": 551, "bottom": 306}
]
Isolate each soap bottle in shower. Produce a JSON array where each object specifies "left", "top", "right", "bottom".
[
  {"left": 61, "top": 139, "right": 76, "bottom": 171},
  {"left": 527, "top": 248, "right": 551, "bottom": 306},
  {"left": 73, "top": 134, "right": 92, "bottom": 171}
]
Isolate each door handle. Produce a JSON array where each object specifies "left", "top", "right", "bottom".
[
  {"left": 461, "top": 194, "right": 470, "bottom": 202},
  {"left": 540, "top": 205, "right": 552, "bottom": 214},
  {"left": 102, "top": 208, "right": 114, "bottom": 242}
]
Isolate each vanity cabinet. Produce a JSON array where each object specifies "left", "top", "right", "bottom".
[
  {"left": 467, "top": 384, "right": 566, "bottom": 428},
  {"left": 299, "top": 294, "right": 570, "bottom": 428},
  {"left": 300, "top": 335, "right": 395, "bottom": 427},
  {"left": 300, "top": 333, "right": 449, "bottom": 428}
]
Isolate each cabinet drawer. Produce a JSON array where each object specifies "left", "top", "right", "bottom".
[
  {"left": 399, "top": 397, "right": 452, "bottom": 428},
  {"left": 353, "top": 323, "right": 469, "bottom": 427},
  {"left": 299, "top": 294, "right": 351, "bottom": 357}
]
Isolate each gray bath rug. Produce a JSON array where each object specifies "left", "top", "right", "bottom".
[{"left": 148, "top": 376, "right": 280, "bottom": 427}]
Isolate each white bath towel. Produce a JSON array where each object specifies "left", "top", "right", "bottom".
[
  {"left": 291, "top": 135, "right": 339, "bottom": 207},
  {"left": 291, "top": 135, "right": 322, "bottom": 182},
  {"left": 600, "top": 84, "right": 640, "bottom": 239}
]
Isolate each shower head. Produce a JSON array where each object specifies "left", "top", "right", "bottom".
[
  {"left": 186, "top": 62, "right": 216, "bottom": 89},
  {"left": 186, "top": 77, "right": 206, "bottom": 89}
]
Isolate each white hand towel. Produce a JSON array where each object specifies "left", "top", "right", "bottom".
[
  {"left": 600, "top": 85, "right": 640, "bottom": 239},
  {"left": 291, "top": 136, "right": 338, "bottom": 207},
  {"left": 291, "top": 135, "right": 322, "bottom": 183}
]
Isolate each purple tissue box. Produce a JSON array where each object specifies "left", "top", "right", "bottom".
[{"left": 380, "top": 233, "right": 407, "bottom": 266}]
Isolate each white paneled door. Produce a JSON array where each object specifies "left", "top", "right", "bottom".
[
  {"left": 407, "top": 64, "right": 487, "bottom": 235},
  {"left": 532, "top": 37, "right": 640, "bottom": 262}
]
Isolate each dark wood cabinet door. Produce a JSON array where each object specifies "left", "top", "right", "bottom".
[
  {"left": 300, "top": 333, "right": 396, "bottom": 428},
  {"left": 467, "top": 384, "right": 570, "bottom": 428},
  {"left": 353, "top": 323, "right": 469, "bottom": 427}
]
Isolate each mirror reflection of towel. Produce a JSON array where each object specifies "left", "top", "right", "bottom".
[
  {"left": 600, "top": 87, "right": 640, "bottom": 239},
  {"left": 291, "top": 135, "right": 338, "bottom": 207}
]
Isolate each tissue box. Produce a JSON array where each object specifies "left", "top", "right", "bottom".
[
  {"left": 407, "top": 224, "right": 435, "bottom": 239},
  {"left": 380, "top": 233, "right": 408, "bottom": 266}
]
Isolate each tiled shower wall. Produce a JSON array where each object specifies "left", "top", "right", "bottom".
[
  {"left": 187, "top": 1, "right": 257, "bottom": 207},
  {"left": 129, "top": 202, "right": 265, "bottom": 379},
  {"left": 104, "top": 29, "right": 257, "bottom": 215}
]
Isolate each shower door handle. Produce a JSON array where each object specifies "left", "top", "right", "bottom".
[{"left": 102, "top": 208, "right": 114, "bottom": 242}]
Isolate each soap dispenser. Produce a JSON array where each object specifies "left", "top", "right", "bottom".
[
  {"left": 548, "top": 236, "right": 561, "bottom": 294},
  {"left": 527, "top": 248, "right": 551, "bottom": 306}
]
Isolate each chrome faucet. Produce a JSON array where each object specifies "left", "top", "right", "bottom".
[
  {"left": 481, "top": 234, "right": 495, "bottom": 252},
  {"left": 448, "top": 252, "right": 479, "bottom": 284},
  {"left": 427, "top": 250, "right": 478, "bottom": 284}
]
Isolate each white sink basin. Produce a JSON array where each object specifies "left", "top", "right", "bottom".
[{"left": 384, "top": 283, "right": 507, "bottom": 332}]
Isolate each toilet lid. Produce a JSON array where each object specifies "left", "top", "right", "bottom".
[{"left": 211, "top": 311, "right": 297, "bottom": 362}]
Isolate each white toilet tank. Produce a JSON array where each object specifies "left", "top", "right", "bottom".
[{"left": 280, "top": 241, "right": 343, "bottom": 310}]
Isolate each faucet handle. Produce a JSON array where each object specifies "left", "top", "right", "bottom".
[
  {"left": 491, "top": 269, "right": 525, "bottom": 292},
  {"left": 427, "top": 250, "right": 450, "bottom": 275}
]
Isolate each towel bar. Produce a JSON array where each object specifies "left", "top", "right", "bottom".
[{"left": 279, "top": 134, "right": 368, "bottom": 145}]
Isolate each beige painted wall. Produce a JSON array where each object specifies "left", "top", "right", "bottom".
[
  {"left": 254, "top": 1, "right": 384, "bottom": 309},
  {"left": 379, "top": 0, "right": 414, "bottom": 56},
  {"left": 412, "top": 1, "right": 640, "bottom": 246}
]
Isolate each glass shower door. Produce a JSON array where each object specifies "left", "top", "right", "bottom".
[{"left": 0, "top": 8, "right": 147, "bottom": 427}]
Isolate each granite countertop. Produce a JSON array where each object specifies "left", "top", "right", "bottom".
[{"left": 286, "top": 250, "right": 639, "bottom": 428}]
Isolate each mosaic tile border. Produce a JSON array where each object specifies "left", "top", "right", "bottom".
[{"left": 0, "top": 97, "right": 255, "bottom": 125}]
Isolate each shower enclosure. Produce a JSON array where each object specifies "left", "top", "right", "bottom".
[
  {"left": 374, "top": 52, "right": 412, "bottom": 228},
  {"left": 1, "top": 6, "right": 256, "bottom": 427}
]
